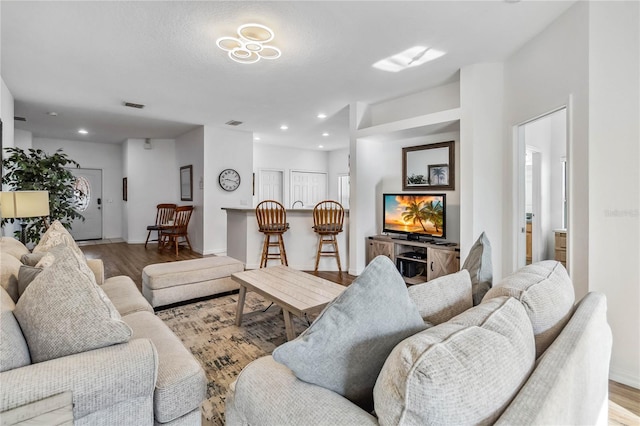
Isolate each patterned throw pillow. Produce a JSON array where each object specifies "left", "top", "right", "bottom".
[
  {"left": 32, "top": 220, "right": 85, "bottom": 261},
  {"left": 14, "top": 245, "right": 131, "bottom": 363},
  {"left": 273, "top": 256, "right": 425, "bottom": 411}
]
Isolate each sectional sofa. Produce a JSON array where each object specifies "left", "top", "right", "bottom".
[{"left": 0, "top": 226, "right": 206, "bottom": 425}]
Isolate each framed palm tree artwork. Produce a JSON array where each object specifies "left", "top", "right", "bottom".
[{"left": 428, "top": 164, "right": 449, "bottom": 186}]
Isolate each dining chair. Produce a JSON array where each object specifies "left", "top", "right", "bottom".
[
  {"left": 312, "top": 200, "right": 345, "bottom": 272},
  {"left": 159, "top": 205, "right": 194, "bottom": 256},
  {"left": 144, "top": 203, "right": 177, "bottom": 248}
]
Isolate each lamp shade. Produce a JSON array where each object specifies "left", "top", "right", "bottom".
[{"left": 0, "top": 191, "right": 50, "bottom": 219}]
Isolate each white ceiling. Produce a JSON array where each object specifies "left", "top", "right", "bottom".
[{"left": 1, "top": 1, "right": 575, "bottom": 150}]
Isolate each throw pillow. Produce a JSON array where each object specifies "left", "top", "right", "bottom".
[
  {"left": 20, "top": 252, "right": 47, "bottom": 267},
  {"left": 0, "top": 287, "right": 31, "bottom": 372},
  {"left": 482, "top": 260, "right": 575, "bottom": 358},
  {"left": 32, "top": 220, "right": 85, "bottom": 261},
  {"left": 14, "top": 245, "right": 131, "bottom": 363},
  {"left": 462, "top": 231, "right": 493, "bottom": 305},
  {"left": 18, "top": 265, "right": 43, "bottom": 297},
  {"left": 407, "top": 269, "right": 473, "bottom": 326},
  {"left": 374, "top": 296, "right": 536, "bottom": 425},
  {"left": 272, "top": 255, "right": 425, "bottom": 411}
]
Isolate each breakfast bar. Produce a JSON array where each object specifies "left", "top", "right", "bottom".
[{"left": 223, "top": 207, "right": 349, "bottom": 271}]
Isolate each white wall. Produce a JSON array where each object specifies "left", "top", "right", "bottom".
[
  {"left": 504, "top": 2, "right": 589, "bottom": 294},
  {"left": 122, "top": 138, "right": 177, "bottom": 243},
  {"left": 14, "top": 129, "right": 32, "bottom": 150},
  {"left": 175, "top": 127, "right": 205, "bottom": 253},
  {"left": 253, "top": 143, "right": 330, "bottom": 208},
  {"left": 588, "top": 0, "right": 640, "bottom": 389},
  {"left": 460, "top": 63, "right": 505, "bottom": 280},
  {"left": 33, "top": 137, "right": 124, "bottom": 239},
  {"left": 328, "top": 148, "right": 349, "bottom": 201},
  {"left": 1, "top": 77, "right": 14, "bottom": 154},
  {"left": 203, "top": 126, "right": 253, "bottom": 255}
]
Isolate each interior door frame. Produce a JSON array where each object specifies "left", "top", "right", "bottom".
[
  {"left": 289, "top": 170, "right": 328, "bottom": 208},
  {"left": 257, "top": 168, "right": 285, "bottom": 205}
]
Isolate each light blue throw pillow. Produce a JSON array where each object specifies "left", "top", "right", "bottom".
[{"left": 272, "top": 255, "right": 425, "bottom": 411}]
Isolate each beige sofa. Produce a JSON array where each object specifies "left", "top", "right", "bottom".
[
  {"left": 226, "top": 259, "right": 612, "bottom": 425},
  {"left": 0, "top": 236, "right": 206, "bottom": 425}
]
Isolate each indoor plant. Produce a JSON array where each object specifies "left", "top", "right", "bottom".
[{"left": 1, "top": 147, "right": 84, "bottom": 244}]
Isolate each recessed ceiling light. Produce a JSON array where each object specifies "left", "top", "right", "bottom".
[
  {"left": 318, "top": 145, "right": 324, "bottom": 149},
  {"left": 254, "top": 136, "right": 261, "bottom": 141},
  {"left": 317, "top": 113, "right": 327, "bottom": 119},
  {"left": 47, "top": 111, "right": 58, "bottom": 117},
  {"left": 373, "top": 46, "right": 445, "bottom": 72},
  {"left": 78, "top": 129, "right": 89, "bottom": 135},
  {"left": 322, "top": 132, "right": 329, "bottom": 137},
  {"left": 280, "top": 125, "right": 288, "bottom": 130}
]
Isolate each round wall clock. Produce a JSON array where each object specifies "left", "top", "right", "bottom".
[{"left": 218, "top": 168, "right": 241, "bottom": 191}]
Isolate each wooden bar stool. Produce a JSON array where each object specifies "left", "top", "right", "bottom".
[
  {"left": 256, "top": 200, "right": 289, "bottom": 268},
  {"left": 312, "top": 200, "right": 345, "bottom": 272}
]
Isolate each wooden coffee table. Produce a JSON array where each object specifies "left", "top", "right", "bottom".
[{"left": 232, "top": 265, "right": 346, "bottom": 341}]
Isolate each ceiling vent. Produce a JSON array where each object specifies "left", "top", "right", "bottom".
[
  {"left": 123, "top": 101, "right": 145, "bottom": 109},
  {"left": 14, "top": 116, "right": 26, "bottom": 122},
  {"left": 225, "top": 120, "right": 243, "bottom": 126}
]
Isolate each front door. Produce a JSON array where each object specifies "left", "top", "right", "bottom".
[{"left": 69, "top": 168, "right": 103, "bottom": 241}]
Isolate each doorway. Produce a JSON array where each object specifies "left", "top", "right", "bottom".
[
  {"left": 69, "top": 168, "right": 103, "bottom": 241},
  {"left": 516, "top": 108, "right": 567, "bottom": 269},
  {"left": 258, "top": 169, "right": 284, "bottom": 204}
]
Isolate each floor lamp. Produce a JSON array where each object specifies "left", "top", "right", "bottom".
[{"left": 0, "top": 191, "right": 50, "bottom": 245}]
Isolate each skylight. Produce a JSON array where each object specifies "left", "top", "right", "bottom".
[{"left": 372, "top": 46, "right": 445, "bottom": 73}]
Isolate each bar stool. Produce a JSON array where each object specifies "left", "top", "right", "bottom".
[
  {"left": 312, "top": 200, "right": 345, "bottom": 272},
  {"left": 256, "top": 200, "right": 289, "bottom": 268}
]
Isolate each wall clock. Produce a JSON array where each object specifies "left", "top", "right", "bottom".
[{"left": 218, "top": 168, "right": 241, "bottom": 191}]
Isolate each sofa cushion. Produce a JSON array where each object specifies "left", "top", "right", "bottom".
[
  {"left": 482, "top": 260, "right": 575, "bottom": 358},
  {"left": 462, "top": 232, "right": 493, "bottom": 305},
  {"left": 0, "top": 237, "right": 30, "bottom": 260},
  {"left": 272, "top": 255, "right": 425, "bottom": 411},
  {"left": 101, "top": 276, "right": 153, "bottom": 316},
  {"left": 407, "top": 269, "right": 473, "bottom": 326},
  {"left": 20, "top": 252, "right": 47, "bottom": 266},
  {"left": 13, "top": 245, "right": 131, "bottom": 363},
  {"left": 374, "top": 296, "right": 536, "bottom": 425},
  {"left": 123, "top": 311, "right": 206, "bottom": 423},
  {"left": 17, "top": 265, "right": 43, "bottom": 297},
  {"left": 32, "top": 220, "right": 85, "bottom": 261},
  {"left": 0, "top": 252, "right": 21, "bottom": 303},
  {"left": 0, "top": 287, "right": 31, "bottom": 372}
]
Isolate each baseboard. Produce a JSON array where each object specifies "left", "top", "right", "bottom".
[{"left": 610, "top": 367, "right": 640, "bottom": 389}]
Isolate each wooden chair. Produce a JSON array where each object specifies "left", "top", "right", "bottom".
[
  {"left": 312, "top": 200, "right": 345, "bottom": 272},
  {"left": 159, "top": 205, "right": 194, "bottom": 256},
  {"left": 255, "top": 200, "right": 289, "bottom": 268},
  {"left": 145, "top": 203, "right": 177, "bottom": 248}
]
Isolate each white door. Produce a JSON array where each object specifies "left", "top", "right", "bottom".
[
  {"left": 290, "top": 171, "right": 327, "bottom": 208},
  {"left": 337, "top": 174, "right": 350, "bottom": 208},
  {"left": 69, "top": 168, "right": 103, "bottom": 241},
  {"left": 258, "top": 169, "right": 284, "bottom": 203}
]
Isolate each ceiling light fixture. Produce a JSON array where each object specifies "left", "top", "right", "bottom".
[
  {"left": 322, "top": 132, "right": 329, "bottom": 137},
  {"left": 318, "top": 145, "right": 324, "bottom": 149},
  {"left": 216, "top": 23, "right": 281, "bottom": 64},
  {"left": 280, "top": 125, "right": 288, "bottom": 130},
  {"left": 373, "top": 45, "right": 445, "bottom": 72},
  {"left": 78, "top": 129, "right": 89, "bottom": 135},
  {"left": 254, "top": 136, "right": 261, "bottom": 141},
  {"left": 47, "top": 111, "right": 58, "bottom": 117},
  {"left": 317, "top": 113, "right": 327, "bottom": 119}
]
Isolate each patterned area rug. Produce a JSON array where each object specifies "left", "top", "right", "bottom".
[{"left": 157, "top": 292, "right": 311, "bottom": 425}]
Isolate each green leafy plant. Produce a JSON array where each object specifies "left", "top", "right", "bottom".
[{"left": 1, "top": 147, "right": 84, "bottom": 244}]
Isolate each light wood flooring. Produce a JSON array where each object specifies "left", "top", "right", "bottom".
[{"left": 80, "top": 241, "right": 639, "bottom": 424}]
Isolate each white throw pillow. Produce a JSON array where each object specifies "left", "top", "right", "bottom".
[
  {"left": 272, "top": 256, "right": 425, "bottom": 411},
  {"left": 32, "top": 220, "right": 85, "bottom": 261},
  {"left": 462, "top": 231, "right": 493, "bottom": 305},
  {"left": 14, "top": 245, "right": 131, "bottom": 363}
]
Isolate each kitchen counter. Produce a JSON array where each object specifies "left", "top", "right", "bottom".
[{"left": 223, "top": 207, "right": 349, "bottom": 270}]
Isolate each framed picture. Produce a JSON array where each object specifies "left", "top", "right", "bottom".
[
  {"left": 180, "top": 165, "right": 193, "bottom": 201},
  {"left": 122, "top": 177, "right": 128, "bottom": 201},
  {"left": 428, "top": 164, "right": 449, "bottom": 186}
]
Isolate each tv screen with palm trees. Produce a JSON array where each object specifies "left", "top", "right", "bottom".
[{"left": 383, "top": 193, "right": 446, "bottom": 239}]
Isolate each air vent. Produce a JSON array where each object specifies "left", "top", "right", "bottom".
[
  {"left": 123, "top": 101, "right": 145, "bottom": 109},
  {"left": 14, "top": 116, "right": 26, "bottom": 122},
  {"left": 225, "top": 120, "right": 243, "bottom": 126}
]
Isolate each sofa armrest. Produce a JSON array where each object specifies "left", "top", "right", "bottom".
[
  {"left": 86, "top": 259, "right": 104, "bottom": 285},
  {"left": 226, "top": 356, "right": 378, "bottom": 426},
  {"left": 0, "top": 338, "right": 158, "bottom": 421}
]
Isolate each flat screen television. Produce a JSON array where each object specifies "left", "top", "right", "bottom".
[{"left": 383, "top": 193, "right": 446, "bottom": 240}]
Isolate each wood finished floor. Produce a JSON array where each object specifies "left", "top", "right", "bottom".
[{"left": 80, "top": 241, "right": 639, "bottom": 424}]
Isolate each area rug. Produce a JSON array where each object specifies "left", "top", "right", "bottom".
[{"left": 157, "top": 292, "right": 311, "bottom": 426}]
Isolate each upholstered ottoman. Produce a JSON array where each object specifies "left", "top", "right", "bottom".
[{"left": 142, "top": 256, "right": 244, "bottom": 308}]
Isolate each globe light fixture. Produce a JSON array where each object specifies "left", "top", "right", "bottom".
[{"left": 216, "top": 23, "right": 281, "bottom": 64}]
